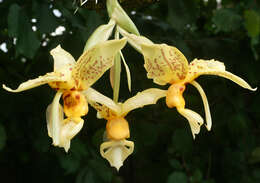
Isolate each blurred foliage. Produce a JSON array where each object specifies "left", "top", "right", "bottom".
[{"left": 0, "top": 0, "right": 260, "bottom": 182}]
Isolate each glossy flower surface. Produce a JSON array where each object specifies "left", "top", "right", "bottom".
[
  {"left": 84, "top": 87, "right": 166, "bottom": 170},
  {"left": 3, "top": 39, "right": 127, "bottom": 151},
  {"left": 141, "top": 43, "right": 257, "bottom": 138},
  {"left": 118, "top": 28, "right": 256, "bottom": 138}
]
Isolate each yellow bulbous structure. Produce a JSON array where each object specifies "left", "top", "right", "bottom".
[
  {"left": 166, "top": 84, "right": 186, "bottom": 109},
  {"left": 63, "top": 90, "right": 89, "bottom": 120},
  {"left": 106, "top": 117, "right": 130, "bottom": 140}
]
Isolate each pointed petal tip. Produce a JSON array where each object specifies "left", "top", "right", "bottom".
[{"left": 2, "top": 84, "right": 15, "bottom": 92}]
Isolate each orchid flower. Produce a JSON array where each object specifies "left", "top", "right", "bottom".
[
  {"left": 3, "top": 38, "right": 127, "bottom": 151},
  {"left": 118, "top": 28, "right": 257, "bottom": 139},
  {"left": 83, "top": 87, "right": 166, "bottom": 170}
]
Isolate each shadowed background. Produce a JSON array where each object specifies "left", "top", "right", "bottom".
[{"left": 0, "top": 0, "right": 260, "bottom": 182}]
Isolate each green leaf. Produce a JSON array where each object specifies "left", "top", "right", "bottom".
[
  {"left": 8, "top": 4, "right": 40, "bottom": 58},
  {"left": 212, "top": 9, "right": 242, "bottom": 32},
  {"left": 244, "top": 10, "right": 260, "bottom": 38},
  {"left": 0, "top": 124, "right": 7, "bottom": 150},
  {"left": 167, "top": 172, "right": 188, "bottom": 183},
  {"left": 34, "top": 3, "right": 60, "bottom": 34},
  {"left": 7, "top": 4, "right": 20, "bottom": 37}
]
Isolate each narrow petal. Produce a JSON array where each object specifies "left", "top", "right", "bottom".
[
  {"left": 59, "top": 118, "right": 84, "bottom": 152},
  {"left": 50, "top": 45, "right": 76, "bottom": 72},
  {"left": 100, "top": 139, "right": 134, "bottom": 171},
  {"left": 46, "top": 91, "right": 63, "bottom": 145},
  {"left": 72, "top": 38, "right": 127, "bottom": 90},
  {"left": 120, "top": 51, "right": 131, "bottom": 92},
  {"left": 122, "top": 88, "right": 167, "bottom": 116},
  {"left": 84, "top": 19, "right": 116, "bottom": 51},
  {"left": 118, "top": 26, "right": 153, "bottom": 53},
  {"left": 186, "top": 59, "right": 257, "bottom": 91},
  {"left": 141, "top": 43, "right": 189, "bottom": 85},
  {"left": 83, "top": 87, "right": 121, "bottom": 118},
  {"left": 190, "top": 81, "right": 212, "bottom": 131},
  {"left": 3, "top": 72, "right": 67, "bottom": 93},
  {"left": 177, "top": 107, "right": 204, "bottom": 139}
]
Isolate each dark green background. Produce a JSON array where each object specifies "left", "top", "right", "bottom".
[{"left": 0, "top": 0, "right": 260, "bottom": 182}]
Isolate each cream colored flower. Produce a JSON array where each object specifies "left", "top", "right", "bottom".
[
  {"left": 84, "top": 87, "right": 166, "bottom": 170},
  {"left": 3, "top": 39, "right": 127, "bottom": 151},
  {"left": 118, "top": 28, "right": 256, "bottom": 138}
]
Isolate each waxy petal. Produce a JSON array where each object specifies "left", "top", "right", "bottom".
[
  {"left": 84, "top": 19, "right": 116, "bottom": 51},
  {"left": 50, "top": 45, "right": 76, "bottom": 72},
  {"left": 177, "top": 107, "right": 204, "bottom": 139},
  {"left": 59, "top": 118, "right": 84, "bottom": 152},
  {"left": 46, "top": 91, "right": 63, "bottom": 145},
  {"left": 100, "top": 139, "right": 134, "bottom": 171},
  {"left": 190, "top": 81, "right": 212, "bottom": 131},
  {"left": 118, "top": 26, "right": 153, "bottom": 53},
  {"left": 72, "top": 38, "right": 127, "bottom": 90},
  {"left": 3, "top": 72, "right": 67, "bottom": 93},
  {"left": 83, "top": 88, "right": 121, "bottom": 119},
  {"left": 122, "top": 88, "right": 167, "bottom": 116},
  {"left": 186, "top": 59, "right": 257, "bottom": 91},
  {"left": 141, "top": 44, "right": 189, "bottom": 85}
]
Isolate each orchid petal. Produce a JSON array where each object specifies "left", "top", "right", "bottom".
[
  {"left": 118, "top": 26, "right": 153, "bottom": 53},
  {"left": 190, "top": 81, "right": 212, "bottom": 131},
  {"left": 60, "top": 118, "right": 84, "bottom": 152},
  {"left": 72, "top": 38, "right": 127, "bottom": 90},
  {"left": 122, "top": 88, "right": 167, "bottom": 116},
  {"left": 84, "top": 19, "right": 116, "bottom": 51},
  {"left": 120, "top": 51, "right": 132, "bottom": 92},
  {"left": 46, "top": 91, "right": 63, "bottom": 145},
  {"left": 3, "top": 72, "right": 67, "bottom": 93},
  {"left": 141, "top": 43, "right": 189, "bottom": 85},
  {"left": 83, "top": 88, "right": 121, "bottom": 118},
  {"left": 186, "top": 59, "right": 257, "bottom": 91},
  {"left": 100, "top": 139, "right": 134, "bottom": 171},
  {"left": 177, "top": 107, "right": 204, "bottom": 139},
  {"left": 50, "top": 45, "right": 76, "bottom": 72}
]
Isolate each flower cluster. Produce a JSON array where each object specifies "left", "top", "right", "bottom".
[{"left": 3, "top": 0, "right": 256, "bottom": 170}]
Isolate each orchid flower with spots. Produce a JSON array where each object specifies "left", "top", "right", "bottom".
[
  {"left": 3, "top": 38, "right": 127, "bottom": 151},
  {"left": 83, "top": 87, "right": 166, "bottom": 170},
  {"left": 118, "top": 28, "right": 257, "bottom": 139}
]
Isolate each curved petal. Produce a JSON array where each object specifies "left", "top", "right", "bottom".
[
  {"left": 3, "top": 72, "right": 67, "bottom": 93},
  {"left": 84, "top": 19, "right": 116, "bottom": 51},
  {"left": 122, "top": 88, "right": 167, "bottom": 116},
  {"left": 59, "top": 118, "right": 84, "bottom": 152},
  {"left": 50, "top": 45, "right": 76, "bottom": 71},
  {"left": 72, "top": 38, "right": 127, "bottom": 90},
  {"left": 120, "top": 51, "right": 131, "bottom": 92},
  {"left": 118, "top": 26, "right": 153, "bottom": 53},
  {"left": 141, "top": 43, "right": 189, "bottom": 85},
  {"left": 83, "top": 87, "right": 121, "bottom": 113},
  {"left": 185, "top": 59, "right": 257, "bottom": 91},
  {"left": 177, "top": 107, "right": 204, "bottom": 139},
  {"left": 100, "top": 139, "right": 134, "bottom": 171},
  {"left": 190, "top": 81, "right": 212, "bottom": 131},
  {"left": 46, "top": 91, "right": 63, "bottom": 145}
]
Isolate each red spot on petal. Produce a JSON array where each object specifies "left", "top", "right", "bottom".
[{"left": 76, "top": 95, "right": 80, "bottom": 100}]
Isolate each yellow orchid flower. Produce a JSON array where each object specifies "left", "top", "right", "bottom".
[
  {"left": 3, "top": 39, "right": 127, "bottom": 151},
  {"left": 117, "top": 28, "right": 257, "bottom": 138},
  {"left": 83, "top": 87, "right": 166, "bottom": 170},
  {"left": 142, "top": 44, "right": 257, "bottom": 138}
]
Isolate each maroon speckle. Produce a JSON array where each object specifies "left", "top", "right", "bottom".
[
  {"left": 179, "top": 87, "right": 184, "bottom": 91},
  {"left": 70, "top": 87, "right": 76, "bottom": 91},
  {"left": 76, "top": 95, "right": 80, "bottom": 100}
]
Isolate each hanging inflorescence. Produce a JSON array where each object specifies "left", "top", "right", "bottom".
[{"left": 3, "top": 0, "right": 257, "bottom": 171}]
